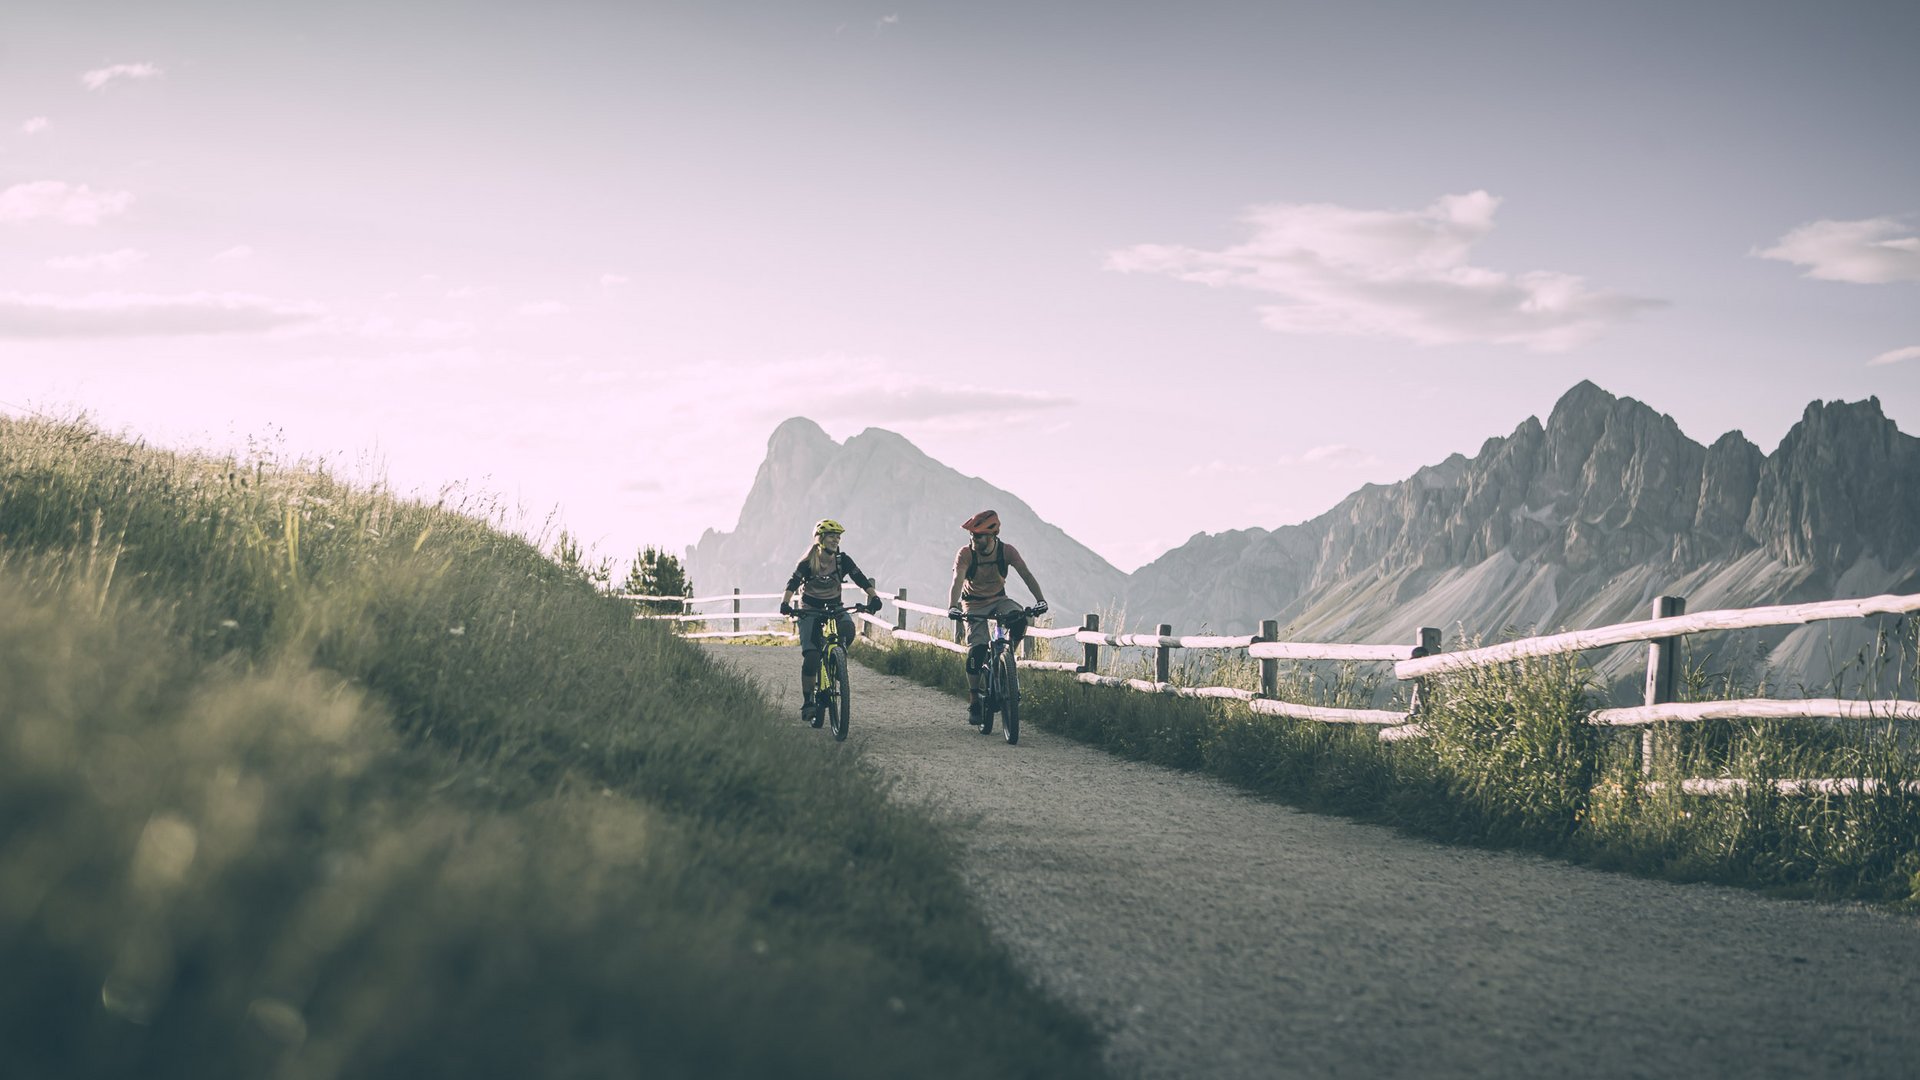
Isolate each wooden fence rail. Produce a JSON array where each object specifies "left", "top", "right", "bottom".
[
  {"left": 1394, "top": 593, "right": 1920, "bottom": 680},
  {"left": 646, "top": 583, "right": 1920, "bottom": 797}
]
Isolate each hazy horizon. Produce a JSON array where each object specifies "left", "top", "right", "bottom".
[{"left": 5, "top": 0, "right": 1916, "bottom": 573}]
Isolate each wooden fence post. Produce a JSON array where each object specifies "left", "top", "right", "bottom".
[
  {"left": 1083, "top": 614, "right": 1100, "bottom": 674},
  {"left": 1642, "top": 595, "right": 1686, "bottom": 776},
  {"left": 1157, "top": 623, "right": 1173, "bottom": 685},
  {"left": 731, "top": 587, "right": 741, "bottom": 635},
  {"left": 1259, "top": 619, "right": 1280, "bottom": 698},
  {"left": 894, "top": 587, "right": 908, "bottom": 632},
  {"left": 1408, "top": 627, "right": 1442, "bottom": 716}
]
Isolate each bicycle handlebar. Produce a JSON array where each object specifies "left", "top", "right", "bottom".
[
  {"left": 950, "top": 607, "right": 1045, "bottom": 624},
  {"left": 791, "top": 600, "right": 882, "bottom": 615}
]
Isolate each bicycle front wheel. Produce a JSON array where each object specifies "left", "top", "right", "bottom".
[
  {"left": 1001, "top": 654, "right": 1019, "bottom": 745},
  {"left": 830, "top": 647, "right": 850, "bottom": 741}
]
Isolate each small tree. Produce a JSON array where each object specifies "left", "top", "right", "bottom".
[
  {"left": 623, "top": 545, "right": 692, "bottom": 615},
  {"left": 553, "top": 529, "right": 614, "bottom": 591}
]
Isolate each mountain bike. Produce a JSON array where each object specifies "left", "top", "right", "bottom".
[
  {"left": 957, "top": 607, "right": 1041, "bottom": 745},
  {"left": 795, "top": 599, "right": 880, "bottom": 742}
]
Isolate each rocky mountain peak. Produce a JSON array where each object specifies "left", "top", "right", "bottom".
[
  {"left": 687, "top": 419, "right": 1128, "bottom": 618},
  {"left": 769, "top": 414, "right": 831, "bottom": 443},
  {"left": 1750, "top": 395, "right": 1919, "bottom": 570}
]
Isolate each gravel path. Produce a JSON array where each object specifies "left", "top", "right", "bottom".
[{"left": 705, "top": 644, "right": 1920, "bottom": 1079}]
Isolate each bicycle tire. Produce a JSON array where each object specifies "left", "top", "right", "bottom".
[
  {"left": 830, "top": 647, "right": 850, "bottom": 741},
  {"left": 810, "top": 655, "right": 827, "bottom": 728},
  {"left": 979, "top": 642, "right": 998, "bottom": 735},
  {"left": 1001, "top": 653, "right": 1019, "bottom": 745}
]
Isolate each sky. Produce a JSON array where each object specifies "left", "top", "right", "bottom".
[{"left": 3, "top": 0, "right": 1917, "bottom": 574}]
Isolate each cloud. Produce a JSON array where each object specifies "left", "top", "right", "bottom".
[
  {"left": 0, "top": 181, "right": 133, "bottom": 225},
  {"left": 1108, "top": 191, "right": 1663, "bottom": 352},
  {"left": 46, "top": 248, "right": 148, "bottom": 273},
  {"left": 445, "top": 285, "right": 495, "bottom": 300},
  {"left": 1296, "top": 443, "right": 1374, "bottom": 467},
  {"left": 516, "top": 300, "right": 570, "bottom": 316},
  {"left": 876, "top": 13, "right": 900, "bottom": 31},
  {"left": 1869, "top": 345, "right": 1920, "bottom": 367},
  {"left": 81, "top": 62, "right": 164, "bottom": 91},
  {"left": 599, "top": 273, "right": 630, "bottom": 287},
  {"left": 1758, "top": 216, "right": 1920, "bottom": 285},
  {"left": 317, "top": 314, "right": 475, "bottom": 341},
  {"left": 212, "top": 245, "right": 254, "bottom": 261},
  {"left": 742, "top": 355, "right": 1071, "bottom": 430},
  {"left": 0, "top": 291, "right": 323, "bottom": 339},
  {"left": 1186, "top": 443, "right": 1379, "bottom": 476},
  {"left": 21, "top": 117, "right": 50, "bottom": 134}
]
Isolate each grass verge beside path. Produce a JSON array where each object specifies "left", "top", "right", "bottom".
[
  {"left": 853, "top": 637, "right": 1920, "bottom": 907},
  {"left": 0, "top": 415, "right": 1105, "bottom": 1080}
]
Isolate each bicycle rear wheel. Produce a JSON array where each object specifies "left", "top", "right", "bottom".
[
  {"left": 829, "top": 647, "right": 850, "bottom": 741},
  {"left": 1001, "top": 654, "right": 1019, "bottom": 745},
  {"left": 978, "top": 643, "right": 1000, "bottom": 735}
]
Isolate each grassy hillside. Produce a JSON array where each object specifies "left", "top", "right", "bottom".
[
  {"left": 855, "top": 632, "right": 1920, "bottom": 905},
  {"left": 0, "top": 415, "right": 1105, "bottom": 1080}
]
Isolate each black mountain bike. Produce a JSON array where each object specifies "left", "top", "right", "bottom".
[
  {"left": 796, "top": 599, "right": 880, "bottom": 742},
  {"left": 958, "top": 607, "right": 1041, "bottom": 745}
]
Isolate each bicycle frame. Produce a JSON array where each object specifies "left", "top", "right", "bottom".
[
  {"left": 795, "top": 602, "right": 860, "bottom": 741},
  {"left": 814, "top": 616, "right": 843, "bottom": 694},
  {"left": 959, "top": 608, "right": 1032, "bottom": 744}
]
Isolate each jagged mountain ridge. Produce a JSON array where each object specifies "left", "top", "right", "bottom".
[
  {"left": 1124, "top": 381, "right": 1920, "bottom": 688},
  {"left": 688, "top": 385, "right": 1920, "bottom": 690},
  {"left": 685, "top": 418, "right": 1129, "bottom": 620}
]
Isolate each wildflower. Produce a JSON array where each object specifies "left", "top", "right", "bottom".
[
  {"left": 219, "top": 619, "right": 239, "bottom": 629},
  {"left": 448, "top": 625, "right": 465, "bottom": 636}
]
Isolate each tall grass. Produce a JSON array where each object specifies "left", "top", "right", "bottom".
[
  {"left": 0, "top": 415, "right": 1104, "bottom": 1080},
  {"left": 857, "top": 622, "right": 1920, "bottom": 906}
]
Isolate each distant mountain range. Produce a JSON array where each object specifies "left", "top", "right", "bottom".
[
  {"left": 684, "top": 417, "right": 1129, "bottom": 618},
  {"left": 687, "top": 383, "right": 1920, "bottom": 690}
]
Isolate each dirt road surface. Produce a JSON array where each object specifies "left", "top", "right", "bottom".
[{"left": 704, "top": 644, "right": 1920, "bottom": 1079}]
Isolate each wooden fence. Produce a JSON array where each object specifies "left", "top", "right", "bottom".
[{"left": 628, "top": 586, "right": 1920, "bottom": 797}]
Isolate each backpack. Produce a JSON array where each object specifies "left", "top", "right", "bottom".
[{"left": 965, "top": 543, "right": 1007, "bottom": 581}]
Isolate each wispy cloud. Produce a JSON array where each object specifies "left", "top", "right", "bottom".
[
  {"left": 875, "top": 13, "right": 900, "bottom": 32},
  {"left": 1293, "top": 443, "right": 1376, "bottom": 467},
  {"left": 1185, "top": 443, "right": 1379, "bottom": 476},
  {"left": 46, "top": 248, "right": 148, "bottom": 274},
  {"left": 1758, "top": 216, "right": 1920, "bottom": 285},
  {"left": 294, "top": 314, "right": 475, "bottom": 341},
  {"left": 1108, "top": 191, "right": 1663, "bottom": 352},
  {"left": 0, "top": 291, "right": 322, "bottom": 339},
  {"left": 599, "top": 273, "right": 630, "bottom": 287},
  {"left": 81, "top": 62, "right": 164, "bottom": 91},
  {"left": 211, "top": 245, "right": 254, "bottom": 262},
  {"left": 741, "top": 355, "right": 1070, "bottom": 431},
  {"left": 516, "top": 300, "right": 570, "bottom": 316},
  {"left": 1869, "top": 345, "right": 1920, "bottom": 367},
  {"left": 21, "top": 117, "right": 50, "bottom": 134},
  {"left": 446, "top": 285, "right": 495, "bottom": 300},
  {"left": 0, "top": 181, "right": 133, "bottom": 225}
]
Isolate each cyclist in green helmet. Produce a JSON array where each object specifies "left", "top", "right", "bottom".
[{"left": 779, "top": 518, "right": 882, "bottom": 723}]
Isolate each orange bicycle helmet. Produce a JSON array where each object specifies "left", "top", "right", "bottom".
[{"left": 961, "top": 510, "right": 1000, "bottom": 535}]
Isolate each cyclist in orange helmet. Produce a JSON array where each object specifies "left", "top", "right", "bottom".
[
  {"left": 946, "top": 510, "right": 1048, "bottom": 725},
  {"left": 780, "top": 518, "right": 881, "bottom": 724}
]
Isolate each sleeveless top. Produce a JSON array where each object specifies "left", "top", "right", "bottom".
[{"left": 954, "top": 539, "right": 1027, "bottom": 602}]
